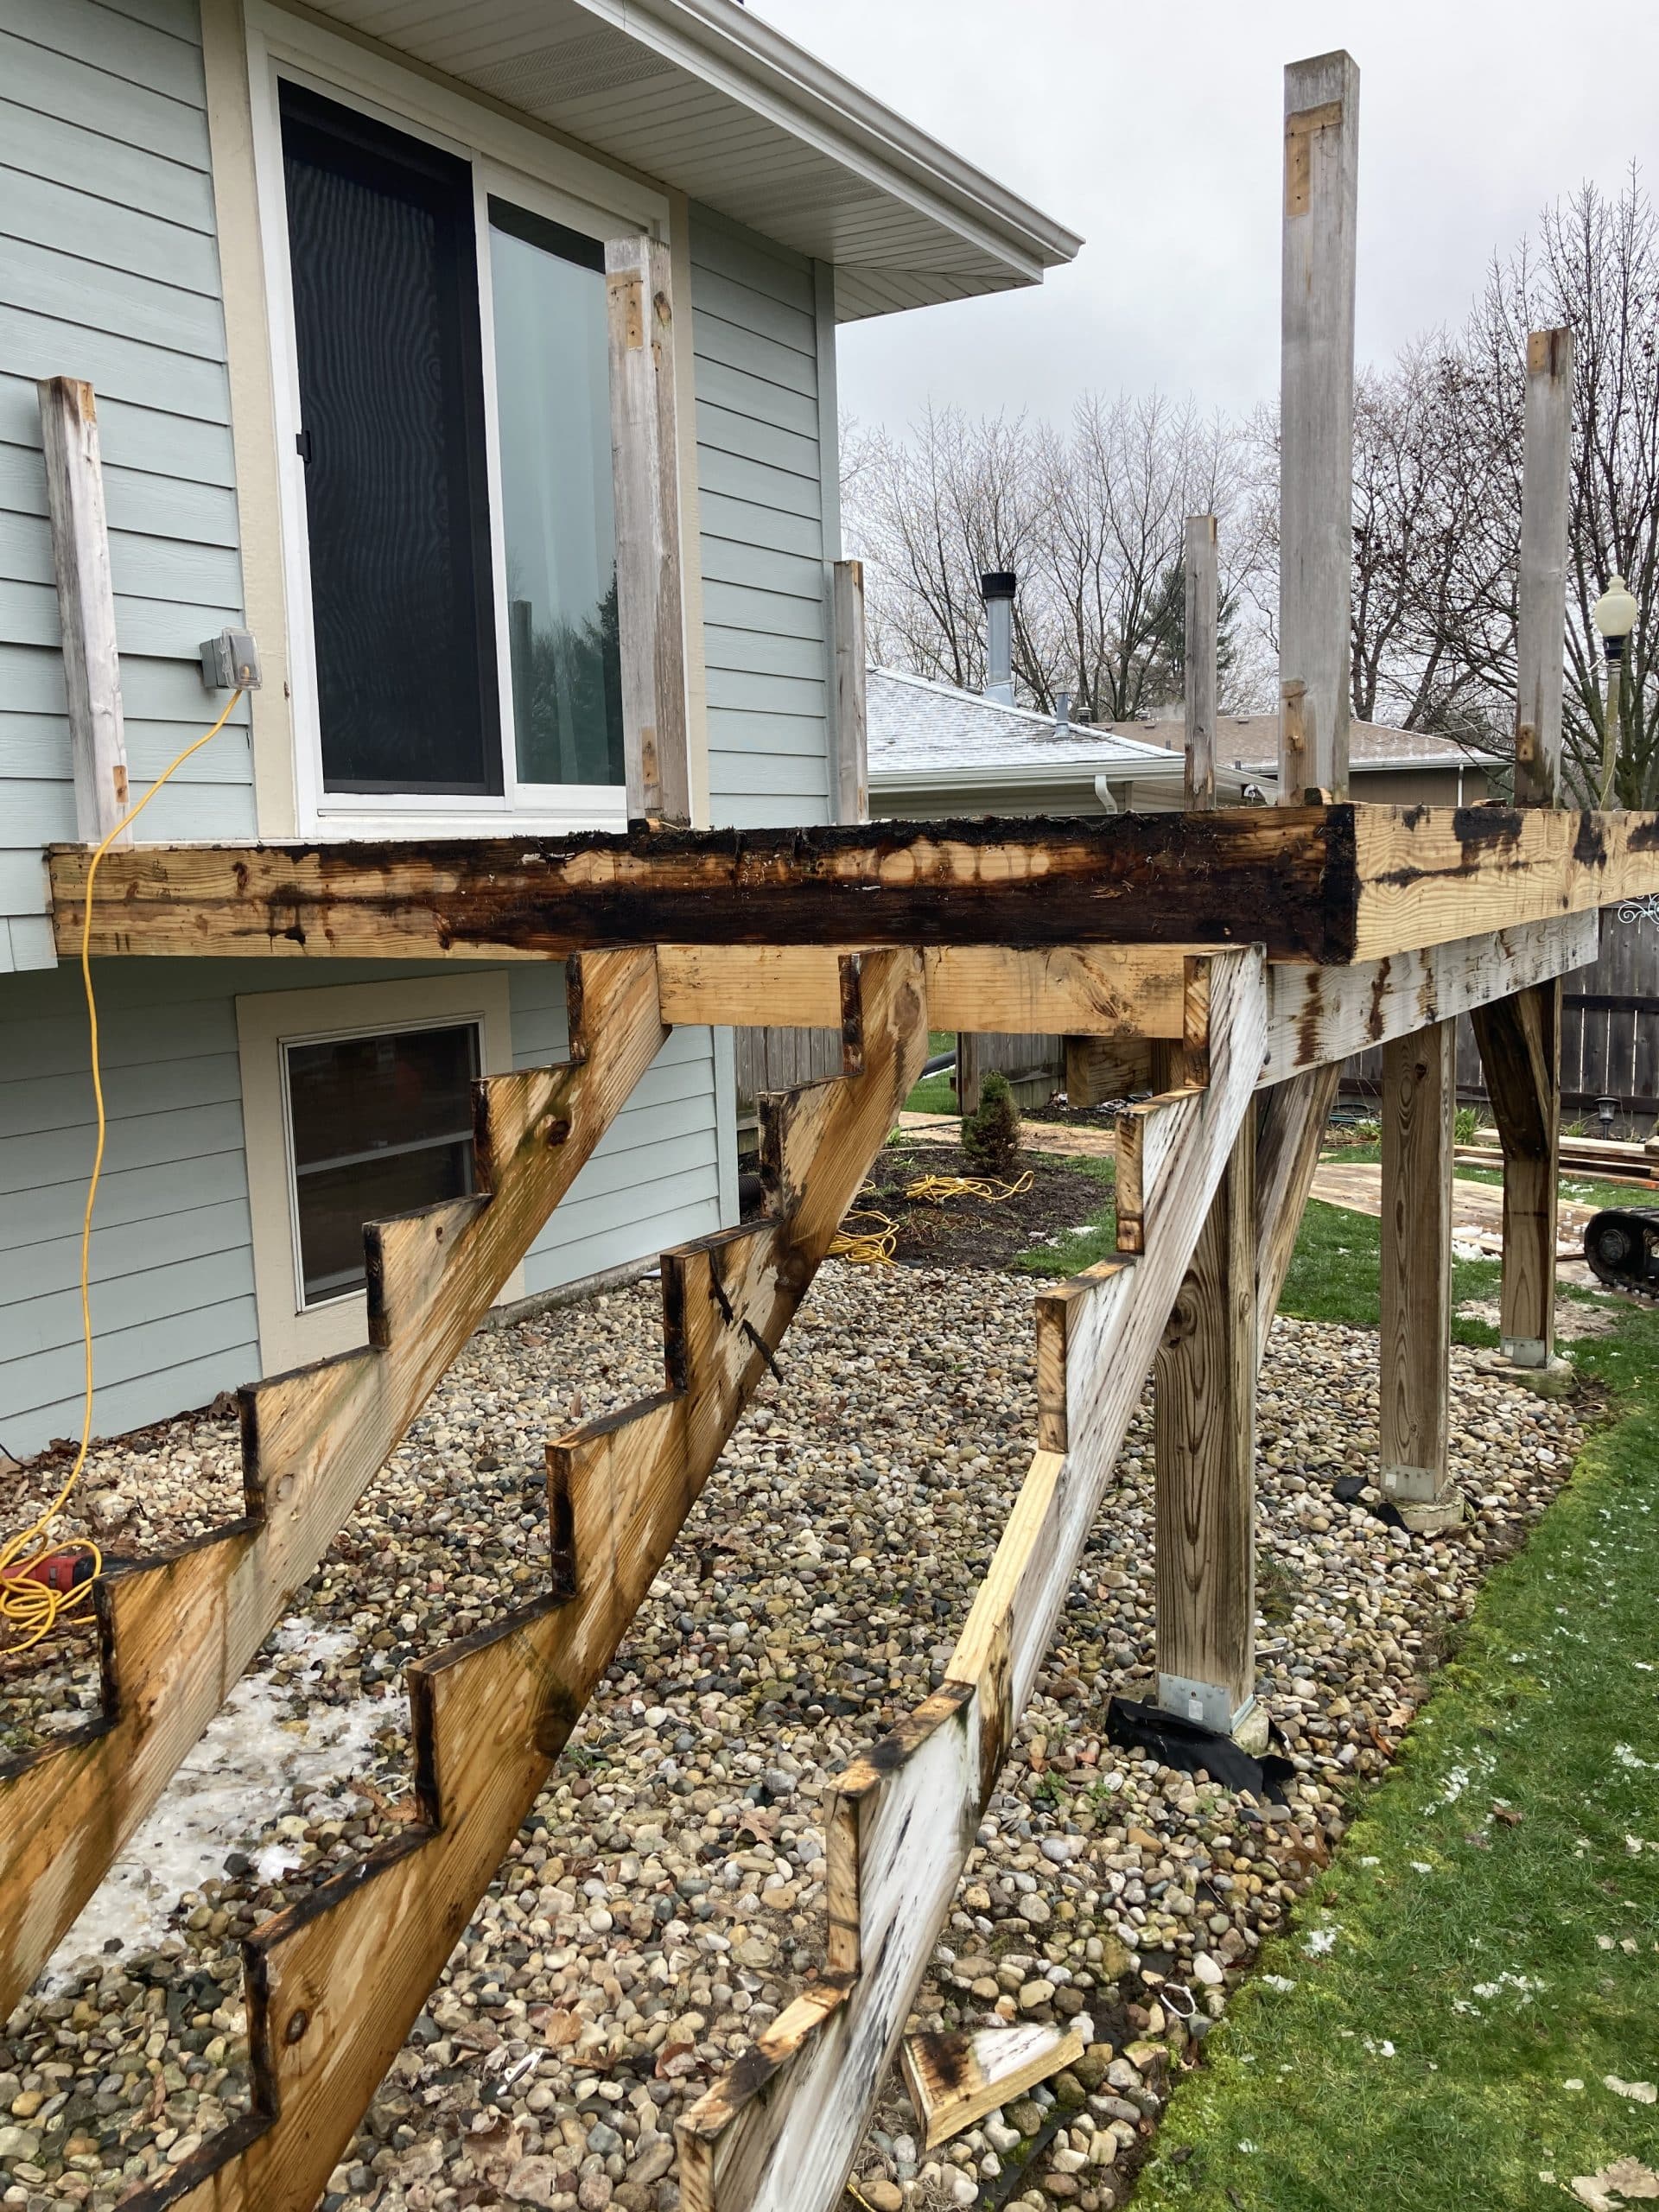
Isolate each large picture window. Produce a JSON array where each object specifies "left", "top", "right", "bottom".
[{"left": 274, "top": 78, "right": 627, "bottom": 808}]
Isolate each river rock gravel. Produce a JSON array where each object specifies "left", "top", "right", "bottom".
[{"left": 0, "top": 1258, "right": 1582, "bottom": 2212}]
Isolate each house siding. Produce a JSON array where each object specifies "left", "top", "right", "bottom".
[
  {"left": 690, "top": 208, "right": 836, "bottom": 828},
  {"left": 0, "top": 0, "right": 257, "bottom": 968},
  {"left": 0, "top": 957, "right": 721, "bottom": 1457}
]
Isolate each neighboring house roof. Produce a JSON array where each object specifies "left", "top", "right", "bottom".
[
  {"left": 1098, "top": 715, "right": 1503, "bottom": 776},
  {"left": 298, "top": 0, "right": 1084, "bottom": 320},
  {"left": 867, "top": 669, "right": 1269, "bottom": 810}
]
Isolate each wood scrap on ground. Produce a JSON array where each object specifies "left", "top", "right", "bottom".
[{"left": 900, "top": 2023, "right": 1084, "bottom": 2149}]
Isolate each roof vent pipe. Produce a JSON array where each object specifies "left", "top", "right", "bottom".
[
  {"left": 981, "top": 571, "right": 1016, "bottom": 706},
  {"left": 1055, "top": 689, "right": 1071, "bottom": 735}
]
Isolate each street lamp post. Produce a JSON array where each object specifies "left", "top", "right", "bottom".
[{"left": 1592, "top": 574, "right": 1638, "bottom": 806}]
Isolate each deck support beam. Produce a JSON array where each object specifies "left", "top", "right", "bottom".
[
  {"left": 1471, "top": 981, "right": 1562, "bottom": 1366},
  {"left": 1154, "top": 1109, "right": 1257, "bottom": 1732},
  {"left": 1378, "top": 1020, "right": 1456, "bottom": 1515}
]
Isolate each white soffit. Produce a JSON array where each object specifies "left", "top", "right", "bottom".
[{"left": 297, "top": 0, "right": 1083, "bottom": 317}]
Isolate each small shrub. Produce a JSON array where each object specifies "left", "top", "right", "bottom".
[
  {"left": 963, "top": 1069, "right": 1021, "bottom": 1179},
  {"left": 1454, "top": 1105, "right": 1479, "bottom": 1144}
]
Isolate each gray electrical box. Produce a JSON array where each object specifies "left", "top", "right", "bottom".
[{"left": 200, "top": 628, "right": 262, "bottom": 690}]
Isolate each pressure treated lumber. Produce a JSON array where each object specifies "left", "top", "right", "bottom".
[
  {"left": 902, "top": 2024, "right": 1084, "bottom": 2151},
  {"left": 1279, "top": 52, "right": 1359, "bottom": 799},
  {"left": 119, "top": 951, "right": 930, "bottom": 2212},
  {"left": 657, "top": 941, "right": 1194, "bottom": 1038},
  {"left": 0, "top": 951, "right": 668, "bottom": 2018},
  {"left": 1378, "top": 1020, "right": 1455, "bottom": 1503},
  {"left": 678, "top": 947, "right": 1268, "bottom": 2212},
  {"left": 52, "top": 807, "right": 1659, "bottom": 969},
  {"left": 1471, "top": 979, "right": 1562, "bottom": 1365},
  {"left": 1255, "top": 1064, "right": 1342, "bottom": 1352},
  {"left": 831, "top": 559, "right": 869, "bottom": 823},
  {"left": 1259, "top": 908, "right": 1598, "bottom": 1085},
  {"left": 1184, "top": 514, "right": 1219, "bottom": 810},
  {"left": 47, "top": 808, "right": 1351, "bottom": 960},
  {"left": 38, "top": 377, "right": 130, "bottom": 842},
  {"left": 606, "top": 235, "right": 690, "bottom": 827},
  {"left": 1513, "top": 327, "right": 1574, "bottom": 807},
  {"left": 1154, "top": 1110, "right": 1257, "bottom": 1729},
  {"left": 1064, "top": 1034, "right": 1154, "bottom": 1108}
]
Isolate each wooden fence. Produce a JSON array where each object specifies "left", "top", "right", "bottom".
[{"left": 1345, "top": 910, "right": 1659, "bottom": 1119}]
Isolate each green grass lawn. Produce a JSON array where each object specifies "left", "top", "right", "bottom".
[
  {"left": 904, "top": 1032, "right": 959, "bottom": 1116},
  {"left": 1010, "top": 1154, "right": 1117, "bottom": 1276},
  {"left": 1130, "top": 1172, "right": 1659, "bottom": 2212}
]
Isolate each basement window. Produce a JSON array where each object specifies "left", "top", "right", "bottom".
[{"left": 283, "top": 1021, "right": 480, "bottom": 1305}]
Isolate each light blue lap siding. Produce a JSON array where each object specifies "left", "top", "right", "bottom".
[
  {"left": 0, "top": 0, "right": 252, "bottom": 969},
  {"left": 690, "top": 207, "right": 836, "bottom": 830},
  {"left": 0, "top": 958, "right": 724, "bottom": 1455}
]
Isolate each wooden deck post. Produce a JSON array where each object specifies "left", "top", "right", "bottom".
[
  {"left": 1472, "top": 326, "right": 1574, "bottom": 1367},
  {"left": 1378, "top": 1020, "right": 1456, "bottom": 1520},
  {"left": 831, "top": 558, "right": 868, "bottom": 823},
  {"left": 38, "top": 376, "right": 130, "bottom": 843},
  {"left": 606, "top": 235, "right": 691, "bottom": 828},
  {"left": 1184, "top": 514, "right": 1218, "bottom": 810},
  {"left": 1277, "top": 50, "right": 1358, "bottom": 801},
  {"left": 1471, "top": 982, "right": 1561, "bottom": 1367},
  {"left": 957, "top": 1029, "right": 982, "bottom": 1117},
  {"left": 1154, "top": 1109, "right": 1258, "bottom": 1732}
]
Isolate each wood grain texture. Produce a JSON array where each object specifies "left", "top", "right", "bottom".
[
  {"left": 37, "top": 376, "right": 130, "bottom": 841},
  {"left": 1255, "top": 1063, "right": 1343, "bottom": 1353},
  {"left": 658, "top": 942, "right": 1193, "bottom": 1038},
  {"left": 0, "top": 951, "right": 668, "bottom": 2018},
  {"left": 679, "top": 948, "right": 1269, "bottom": 2211},
  {"left": 1514, "top": 328, "right": 1573, "bottom": 807},
  {"left": 116, "top": 950, "right": 930, "bottom": 2212},
  {"left": 1279, "top": 51, "right": 1359, "bottom": 799},
  {"left": 901, "top": 2024, "right": 1084, "bottom": 2150},
  {"left": 46, "top": 807, "right": 1356, "bottom": 961},
  {"left": 1378, "top": 1020, "right": 1454, "bottom": 1501},
  {"left": 1184, "top": 514, "right": 1218, "bottom": 811},
  {"left": 831, "top": 558, "right": 868, "bottom": 824},
  {"left": 607, "top": 235, "right": 690, "bottom": 827},
  {"left": 1063, "top": 1033, "right": 1154, "bottom": 1108},
  {"left": 1154, "top": 1110, "right": 1256, "bottom": 1714},
  {"left": 1260, "top": 909, "right": 1599, "bottom": 1085},
  {"left": 1471, "top": 978, "right": 1562, "bottom": 1364}
]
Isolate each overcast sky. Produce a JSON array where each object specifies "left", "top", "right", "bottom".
[{"left": 754, "top": 0, "right": 1659, "bottom": 435}]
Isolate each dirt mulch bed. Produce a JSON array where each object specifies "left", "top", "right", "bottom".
[{"left": 854, "top": 1139, "right": 1113, "bottom": 1271}]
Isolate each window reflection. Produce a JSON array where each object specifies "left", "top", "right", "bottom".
[{"left": 489, "top": 200, "right": 624, "bottom": 787}]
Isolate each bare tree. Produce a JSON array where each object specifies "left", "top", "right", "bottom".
[{"left": 845, "top": 394, "right": 1272, "bottom": 721}]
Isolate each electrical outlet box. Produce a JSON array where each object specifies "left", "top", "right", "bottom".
[{"left": 200, "top": 628, "right": 262, "bottom": 690}]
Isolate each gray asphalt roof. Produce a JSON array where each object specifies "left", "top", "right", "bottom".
[{"left": 868, "top": 669, "right": 1178, "bottom": 775}]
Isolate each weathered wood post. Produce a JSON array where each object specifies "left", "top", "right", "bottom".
[
  {"left": 1472, "top": 327, "right": 1574, "bottom": 1373},
  {"left": 831, "top": 559, "right": 868, "bottom": 824},
  {"left": 1378, "top": 1021, "right": 1458, "bottom": 1526},
  {"left": 1154, "top": 1111, "right": 1257, "bottom": 1732},
  {"left": 38, "top": 377, "right": 130, "bottom": 844},
  {"left": 1277, "top": 49, "right": 1358, "bottom": 802},
  {"left": 606, "top": 235, "right": 691, "bottom": 829},
  {"left": 1183, "top": 514, "right": 1218, "bottom": 811}
]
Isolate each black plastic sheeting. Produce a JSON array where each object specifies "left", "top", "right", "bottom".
[
  {"left": 1104, "top": 1695, "right": 1299, "bottom": 1806},
  {"left": 1333, "top": 1472, "right": 1408, "bottom": 1529}
]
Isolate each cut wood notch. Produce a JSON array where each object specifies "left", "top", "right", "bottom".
[
  {"left": 0, "top": 950, "right": 669, "bottom": 2018},
  {"left": 113, "top": 950, "right": 928, "bottom": 2212}
]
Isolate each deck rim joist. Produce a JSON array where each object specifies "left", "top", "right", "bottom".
[{"left": 45, "top": 802, "right": 1659, "bottom": 968}]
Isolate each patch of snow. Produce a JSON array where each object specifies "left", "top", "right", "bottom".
[{"left": 41, "top": 1616, "right": 389, "bottom": 1986}]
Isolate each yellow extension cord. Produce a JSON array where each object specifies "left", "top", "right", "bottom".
[
  {"left": 0, "top": 687, "right": 245, "bottom": 1651},
  {"left": 829, "top": 1169, "right": 1035, "bottom": 1267}
]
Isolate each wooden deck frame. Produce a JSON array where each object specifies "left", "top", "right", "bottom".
[
  {"left": 43, "top": 804, "right": 1659, "bottom": 968},
  {"left": 113, "top": 951, "right": 930, "bottom": 2212}
]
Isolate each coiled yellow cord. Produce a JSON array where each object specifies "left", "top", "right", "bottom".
[
  {"left": 0, "top": 688, "right": 245, "bottom": 1650},
  {"left": 829, "top": 1172, "right": 1036, "bottom": 1267}
]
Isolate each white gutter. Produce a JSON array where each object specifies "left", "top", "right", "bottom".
[{"left": 582, "top": 0, "right": 1084, "bottom": 281}]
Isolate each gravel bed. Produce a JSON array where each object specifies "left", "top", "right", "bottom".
[{"left": 0, "top": 1261, "right": 1583, "bottom": 2212}]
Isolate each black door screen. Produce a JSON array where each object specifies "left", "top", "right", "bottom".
[{"left": 280, "top": 81, "right": 500, "bottom": 794}]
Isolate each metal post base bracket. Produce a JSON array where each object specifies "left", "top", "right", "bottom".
[{"left": 1157, "top": 1671, "right": 1261, "bottom": 1747}]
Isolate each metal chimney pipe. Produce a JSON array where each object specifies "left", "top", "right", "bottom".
[
  {"left": 981, "top": 570, "right": 1016, "bottom": 705},
  {"left": 1055, "top": 689, "right": 1071, "bottom": 734}
]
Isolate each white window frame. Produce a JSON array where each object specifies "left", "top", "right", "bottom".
[
  {"left": 245, "top": 3, "right": 671, "bottom": 839},
  {"left": 236, "top": 969, "right": 519, "bottom": 1373}
]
